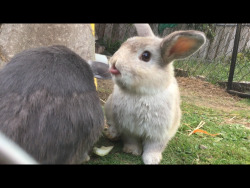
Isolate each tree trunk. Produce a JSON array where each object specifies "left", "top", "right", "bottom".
[
  {"left": 111, "top": 24, "right": 120, "bottom": 43},
  {"left": 0, "top": 24, "right": 95, "bottom": 62},
  {"left": 97, "top": 24, "right": 106, "bottom": 40}
]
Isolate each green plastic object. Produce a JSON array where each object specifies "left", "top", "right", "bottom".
[{"left": 158, "top": 24, "right": 178, "bottom": 35}]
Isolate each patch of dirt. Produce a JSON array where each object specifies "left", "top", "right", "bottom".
[
  {"left": 177, "top": 77, "right": 248, "bottom": 112},
  {"left": 97, "top": 79, "right": 114, "bottom": 105}
]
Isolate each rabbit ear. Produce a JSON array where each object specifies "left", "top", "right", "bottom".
[
  {"left": 87, "top": 60, "right": 112, "bottom": 80},
  {"left": 160, "top": 30, "right": 206, "bottom": 64},
  {"left": 134, "top": 24, "right": 155, "bottom": 37}
]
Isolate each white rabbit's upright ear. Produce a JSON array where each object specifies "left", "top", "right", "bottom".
[
  {"left": 160, "top": 30, "right": 206, "bottom": 64},
  {"left": 134, "top": 24, "right": 155, "bottom": 37}
]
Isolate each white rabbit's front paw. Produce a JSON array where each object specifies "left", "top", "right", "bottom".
[{"left": 142, "top": 152, "right": 162, "bottom": 165}]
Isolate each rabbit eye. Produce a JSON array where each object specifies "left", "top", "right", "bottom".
[{"left": 140, "top": 51, "right": 151, "bottom": 62}]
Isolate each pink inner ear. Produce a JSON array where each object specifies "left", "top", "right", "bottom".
[{"left": 169, "top": 37, "right": 197, "bottom": 57}]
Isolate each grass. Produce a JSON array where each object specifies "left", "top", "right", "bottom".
[
  {"left": 239, "top": 98, "right": 250, "bottom": 106},
  {"left": 86, "top": 99, "right": 250, "bottom": 165}
]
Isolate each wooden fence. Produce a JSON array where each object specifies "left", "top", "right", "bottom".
[{"left": 95, "top": 24, "right": 250, "bottom": 61}]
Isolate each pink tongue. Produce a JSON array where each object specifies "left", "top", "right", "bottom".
[{"left": 109, "top": 66, "right": 121, "bottom": 75}]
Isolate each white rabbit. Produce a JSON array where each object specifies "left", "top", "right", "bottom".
[{"left": 104, "top": 24, "right": 206, "bottom": 164}]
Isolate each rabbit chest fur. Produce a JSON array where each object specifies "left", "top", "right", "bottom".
[{"left": 110, "top": 78, "right": 181, "bottom": 142}]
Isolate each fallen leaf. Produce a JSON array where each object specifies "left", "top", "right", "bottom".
[
  {"left": 188, "top": 121, "right": 205, "bottom": 136},
  {"left": 193, "top": 129, "right": 220, "bottom": 137}
]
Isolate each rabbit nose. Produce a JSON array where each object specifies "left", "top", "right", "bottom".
[{"left": 109, "top": 61, "right": 121, "bottom": 76}]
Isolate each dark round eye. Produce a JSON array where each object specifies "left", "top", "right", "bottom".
[{"left": 140, "top": 51, "right": 151, "bottom": 62}]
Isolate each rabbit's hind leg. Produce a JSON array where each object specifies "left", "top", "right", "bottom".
[{"left": 122, "top": 133, "right": 142, "bottom": 156}]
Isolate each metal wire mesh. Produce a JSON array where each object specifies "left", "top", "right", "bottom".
[{"left": 95, "top": 23, "right": 250, "bottom": 97}]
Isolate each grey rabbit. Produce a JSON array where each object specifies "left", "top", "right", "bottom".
[{"left": 0, "top": 45, "right": 111, "bottom": 164}]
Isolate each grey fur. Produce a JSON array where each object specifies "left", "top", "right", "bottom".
[
  {"left": 87, "top": 60, "right": 112, "bottom": 80},
  {"left": 0, "top": 45, "right": 104, "bottom": 164}
]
